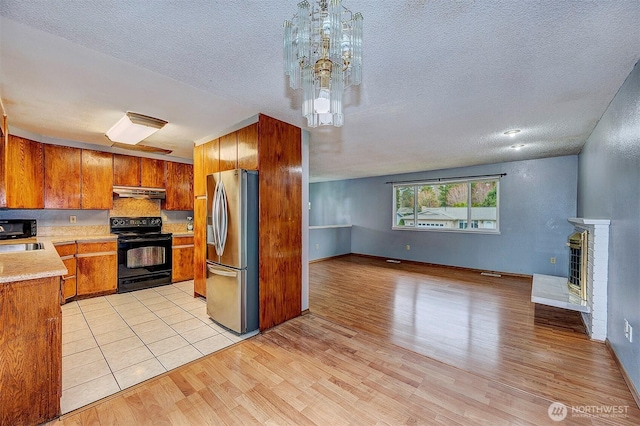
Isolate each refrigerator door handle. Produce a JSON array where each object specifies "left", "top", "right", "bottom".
[
  {"left": 218, "top": 180, "right": 228, "bottom": 256},
  {"left": 212, "top": 180, "right": 222, "bottom": 255},
  {"left": 207, "top": 265, "right": 238, "bottom": 277},
  {"left": 211, "top": 185, "right": 219, "bottom": 254}
]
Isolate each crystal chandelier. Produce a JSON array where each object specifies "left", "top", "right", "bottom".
[{"left": 284, "top": 0, "right": 363, "bottom": 127}]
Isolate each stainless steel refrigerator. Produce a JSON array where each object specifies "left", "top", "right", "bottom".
[{"left": 206, "top": 169, "right": 259, "bottom": 334}]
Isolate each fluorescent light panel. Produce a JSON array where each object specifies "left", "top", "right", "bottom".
[{"left": 106, "top": 112, "right": 168, "bottom": 145}]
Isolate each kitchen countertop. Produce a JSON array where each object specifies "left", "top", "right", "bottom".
[
  {"left": 0, "top": 229, "right": 194, "bottom": 284},
  {"left": 0, "top": 240, "right": 67, "bottom": 284},
  {"left": 44, "top": 235, "right": 118, "bottom": 244}
]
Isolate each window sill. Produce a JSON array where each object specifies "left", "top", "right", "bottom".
[{"left": 391, "top": 227, "right": 500, "bottom": 235}]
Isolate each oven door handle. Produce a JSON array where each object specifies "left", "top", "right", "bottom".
[{"left": 120, "top": 237, "right": 171, "bottom": 244}]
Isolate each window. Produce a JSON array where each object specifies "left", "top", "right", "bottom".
[{"left": 393, "top": 178, "right": 499, "bottom": 233}]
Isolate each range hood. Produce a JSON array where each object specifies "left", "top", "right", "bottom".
[{"left": 113, "top": 186, "right": 166, "bottom": 199}]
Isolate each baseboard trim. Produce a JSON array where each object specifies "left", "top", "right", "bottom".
[
  {"left": 349, "top": 253, "right": 533, "bottom": 280},
  {"left": 309, "top": 253, "right": 351, "bottom": 264},
  {"left": 605, "top": 339, "right": 640, "bottom": 409}
]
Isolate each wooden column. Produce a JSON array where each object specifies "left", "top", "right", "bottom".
[{"left": 257, "top": 114, "right": 302, "bottom": 330}]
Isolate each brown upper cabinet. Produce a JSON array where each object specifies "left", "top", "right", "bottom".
[
  {"left": 113, "top": 155, "right": 165, "bottom": 189},
  {"left": 193, "top": 125, "right": 259, "bottom": 198},
  {"left": 113, "top": 154, "right": 141, "bottom": 187},
  {"left": 219, "top": 132, "right": 237, "bottom": 172},
  {"left": 237, "top": 123, "right": 259, "bottom": 170},
  {"left": 0, "top": 135, "right": 44, "bottom": 208},
  {"left": 163, "top": 162, "right": 193, "bottom": 211},
  {"left": 81, "top": 150, "right": 113, "bottom": 210},
  {"left": 204, "top": 138, "right": 220, "bottom": 177},
  {"left": 141, "top": 158, "right": 165, "bottom": 188},
  {"left": 44, "top": 144, "right": 82, "bottom": 209}
]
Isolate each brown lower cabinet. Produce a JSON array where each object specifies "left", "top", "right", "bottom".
[
  {"left": 76, "top": 240, "right": 117, "bottom": 297},
  {"left": 0, "top": 276, "right": 62, "bottom": 425},
  {"left": 172, "top": 236, "right": 194, "bottom": 283},
  {"left": 55, "top": 242, "right": 77, "bottom": 301}
]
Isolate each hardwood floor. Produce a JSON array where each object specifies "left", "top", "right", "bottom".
[
  {"left": 310, "top": 255, "right": 640, "bottom": 424},
  {"left": 53, "top": 254, "right": 639, "bottom": 425}
]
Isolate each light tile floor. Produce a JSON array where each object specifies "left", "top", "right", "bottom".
[{"left": 60, "top": 280, "right": 258, "bottom": 414}]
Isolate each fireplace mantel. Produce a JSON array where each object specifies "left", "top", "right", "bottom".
[{"left": 568, "top": 217, "right": 611, "bottom": 226}]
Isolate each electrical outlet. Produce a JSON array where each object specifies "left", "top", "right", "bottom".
[
  {"left": 69, "top": 215, "right": 77, "bottom": 224},
  {"left": 406, "top": 245, "right": 410, "bottom": 250},
  {"left": 550, "top": 257, "right": 556, "bottom": 264},
  {"left": 315, "top": 243, "right": 319, "bottom": 250}
]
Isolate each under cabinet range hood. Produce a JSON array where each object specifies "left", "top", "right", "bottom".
[{"left": 113, "top": 186, "right": 166, "bottom": 199}]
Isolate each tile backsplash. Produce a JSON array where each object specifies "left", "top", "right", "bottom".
[{"left": 111, "top": 198, "right": 160, "bottom": 217}]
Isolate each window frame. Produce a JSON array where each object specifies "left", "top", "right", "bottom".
[{"left": 392, "top": 177, "right": 500, "bottom": 234}]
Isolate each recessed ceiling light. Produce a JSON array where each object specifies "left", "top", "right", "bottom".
[
  {"left": 504, "top": 129, "right": 521, "bottom": 136},
  {"left": 510, "top": 144, "right": 525, "bottom": 150}
]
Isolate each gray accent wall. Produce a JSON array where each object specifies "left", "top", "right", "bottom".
[
  {"left": 577, "top": 62, "right": 640, "bottom": 393},
  {"left": 310, "top": 155, "right": 578, "bottom": 276}
]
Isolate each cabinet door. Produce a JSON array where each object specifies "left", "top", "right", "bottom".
[
  {"left": 164, "top": 162, "right": 193, "bottom": 210},
  {"left": 172, "top": 244, "right": 194, "bottom": 283},
  {"left": 219, "top": 132, "right": 237, "bottom": 171},
  {"left": 76, "top": 249, "right": 117, "bottom": 296},
  {"left": 61, "top": 255, "right": 77, "bottom": 300},
  {"left": 113, "top": 154, "right": 141, "bottom": 187},
  {"left": 5, "top": 135, "right": 44, "bottom": 208},
  {"left": 193, "top": 143, "right": 205, "bottom": 197},
  {"left": 193, "top": 198, "right": 207, "bottom": 297},
  {"left": 203, "top": 138, "right": 219, "bottom": 177},
  {"left": 141, "top": 158, "right": 165, "bottom": 188},
  {"left": 238, "top": 123, "right": 259, "bottom": 170},
  {"left": 0, "top": 277, "right": 61, "bottom": 425},
  {"left": 81, "top": 150, "right": 113, "bottom": 209},
  {"left": 44, "top": 144, "right": 81, "bottom": 209},
  {"left": 76, "top": 241, "right": 116, "bottom": 296}
]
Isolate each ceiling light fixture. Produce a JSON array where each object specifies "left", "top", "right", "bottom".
[
  {"left": 510, "top": 144, "right": 525, "bottom": 150},
  {"left": 105, "top": 112, "right": 168, "bottom": 145},
  {"left": 504, "top": 129, "right": 521, "bottom": 137},
  {"left": 284, "top": 0, "right": 363, "bottom": 128}
]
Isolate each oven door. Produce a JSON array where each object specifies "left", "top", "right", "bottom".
[{"left": 117, "top": 236, "right": 172, "bottom": 293}]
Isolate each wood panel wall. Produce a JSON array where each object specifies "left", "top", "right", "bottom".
[{"left": 257, "top": 114, "right": 302, "bottom": 330}]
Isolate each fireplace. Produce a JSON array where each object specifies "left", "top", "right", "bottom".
[{"left": 567, "top": 230, "right": 587, "bottom": 301}]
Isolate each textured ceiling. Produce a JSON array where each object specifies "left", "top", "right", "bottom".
[{"left": 1, "top": 1, "right": 639, "bottom": 182}]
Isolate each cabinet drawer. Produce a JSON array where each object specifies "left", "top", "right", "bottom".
[
  {"left": 77, "top": 240, "right": 117, "bottom": 254},
  {"left": 173, "top": 236, "right": 194, "bottom": 246},
  {"left": 54, "top": 242, "right": 76, "bottom": 257},
  {"left": 61, "top": 257, "right": 76, "bottom": 279}
]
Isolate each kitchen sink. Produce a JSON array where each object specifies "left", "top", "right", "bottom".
[{"left": 0, "top": 242, "right": 45, "bottom": 253}]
